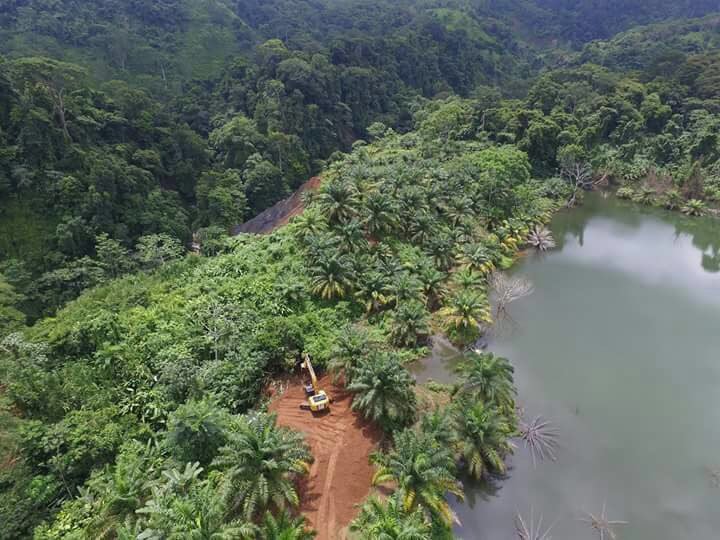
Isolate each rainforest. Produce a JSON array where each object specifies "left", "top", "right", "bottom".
[{"left": 1, "top": 1, "right": 719, "bottom": 539}]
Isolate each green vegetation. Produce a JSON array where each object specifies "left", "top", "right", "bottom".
[{"left": 2, "top": 1, "right": 720, "bottom": 538}]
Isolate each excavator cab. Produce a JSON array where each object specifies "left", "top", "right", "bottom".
[{"left": 299, "top": 353, "right": 331, "bottom": 412}]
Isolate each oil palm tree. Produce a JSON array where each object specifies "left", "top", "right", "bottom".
[
  {"left": 425, "top": 232, "right": 456, "bottom": 271},
  {"left": 455, "top": 352, "right": 516, "bottom": 412},
  {"left": 389, "top": 301, "right": 430, "bottom": 347},
  {"left": 392, "top": 273, "right": 425, "bottom": 307},
  {"left": 419, "top": 407, "right": 457, "bottom": 448},
  {"left": 371, "top": 429, "right": 463, "bottom": 527},
  {"left": 439, "top": 290, "right": 492, "bottom": 346},
  {"left": 328, "top": 324, "right": 374, "bottom": 384},
  {"left": 363, "top": 192, "right": 399, "bottom": 237},
  {"left": 259, "top": 510, "right": 314, "bottom": 540},
  {"left": 409, "top": 212, "right": 435, "bottom": 246},
  {"left": 338, "top": 219, "right": 367, "bottom": 251},
  {"left": 681, "top": 199, "right": 707, "bottom": 216},
  {"left": 450, "top": 267, "right": 484, "bottom": 291},
  {"left": 416, "top": 264, "right": 447, "bottom": 310},
  {"left": 316, "top": 180, "right": 360, "bottom": 224},
  {"left": 136, "top": 478, "right": 256, "bottom": 540},
  {"left": 292, "top": 208, "right": 327, "bottom": 242},
  {"left": 310, "top": 253, "right": 354, "bottom": 300},
  {"left": 355, "top": 270, "right": 393, "bottom": 314},
  {"left": 213, "top": 413, "right": 311, "bottom": 521},
  {"left": 350, "top": 494, "right": 432, "bottom": 540},
  {"left": 460, "top": 242, "right": 496, "bottom": 274},
  {"left": 348, "top": 353, "right": 417, "bottom": 429},
  {"left": 452, "top": 399, "right": 514, "bottom": 480},
  {"left": 443, "top": 196, "right": 474, "bottom": 227}
]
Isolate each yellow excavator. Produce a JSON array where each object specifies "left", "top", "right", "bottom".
[{"left": 299, "top": 353, "right": 331, "bottom": 412}]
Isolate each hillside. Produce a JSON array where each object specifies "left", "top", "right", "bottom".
[{"left": 1, "top": 2, "right": 720, "bottom": 539}]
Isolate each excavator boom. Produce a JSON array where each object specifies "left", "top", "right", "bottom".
[{"left": 300, "top": 353, "right": 330, "bottom": 412}]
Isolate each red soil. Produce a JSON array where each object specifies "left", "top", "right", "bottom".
[
  {"left": 269, "top": 374, "right": 382, "bottom": 540},
  {"left": 233, "top": 176, "right": 322, "bottom": 235}
]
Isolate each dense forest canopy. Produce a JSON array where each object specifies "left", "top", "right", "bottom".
[{"left": 1, "top": 1, "right": 720, "bottom": 539}]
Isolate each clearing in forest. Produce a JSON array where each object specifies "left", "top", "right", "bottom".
[{"left": 269, "top": 374, "right": 382, "bottom": 540}]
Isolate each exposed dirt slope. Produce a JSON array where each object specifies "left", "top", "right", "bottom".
[
  {"left": 269, "top": 375, "right": 381, "bottom": 540},
  {"left": 232, "top": 176, "right": 321, "bottom": 235}
]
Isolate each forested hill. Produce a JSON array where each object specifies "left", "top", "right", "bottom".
[
  {"left": 0, "top": 1, "right": 719, "bottom": 321},
  {"left": 1, "top": 0, "right": 717, "bottom": 93}
]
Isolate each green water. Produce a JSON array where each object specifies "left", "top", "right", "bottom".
[{"left": 415, "top": 193, "right": 720, "bottom": 539}]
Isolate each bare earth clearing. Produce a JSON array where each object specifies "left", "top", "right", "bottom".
[{"left": 269, "top": 375, "right": 382, "bottom": 540}]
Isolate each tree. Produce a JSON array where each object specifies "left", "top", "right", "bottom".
[
  {"left": 363, "top": 192, "right": 399, "bottom": 237},
  {"left": 212, "top": 413, "right": 311, "bottom": 521},
  {"left": 491, "top": 272, "right": 534, "bottom": 320},
  {"left": 195, "top": 169, "right": 247, "bottom": 228},
  {"left": 355, "top": 270, "right": 393, "bottom": 314},
  {"left": 389, "top": 301, "right": 430, "bottom": 348},
  {"left": 137, "top": 476, "right": 255, "bottom": 540},
  {"left": 348, "top": 353, "right": 417, "bottom": 430},
  {"left": 316, "top": 180, "right": 359, "bottom": 224},
  {"left": 351, "top": 494, "right": 432, "bottom": 540},
  {"left": 165, "top": 399, "right": 230, "bottom": 466},
  {"left": 558, "top": 144, "right": 594, "bottom": 207},
  {"left": 0, "top": 273, "right": 25, "bottom": 334},
  {"left": 135, "top": 234, "right": 184, "bottom": 269},
  {"left": 439, "top": 290, "right": 492, "bottom": 346},
  {"left": 259, "top": 510, "right": 315, "bottom": 540},
  {"left": 310, "top": 253, "right": 354, "bottom": 300},
  {"left": 94, "top": 234, "right": 136, "bottom": 279},
  {"left": 328, "top": 325, "right": 374, "bottom": 384},
  {"left": 243, "top": 153, "right": 287, "bottom": 216},
  {"left": 452, "top": 399, "right": 514, "bottom": 479},
  {"left": 371, "top": 429, "right": 463, "bottom": 527},
  {"left": 455, "top": 352, "right": 516, "bottom": 413}
]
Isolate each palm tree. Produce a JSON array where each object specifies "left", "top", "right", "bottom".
[
  {"left": 443, "top": 196, "right": 474, "bottom": 227},
  {"left": 389, "top": 301, "right": 430, "bottom": 347},
  {"left": 348, "top": 353, "right": 417, "bottom": 429},
  {"left": 316, "top": 180, "right": 359, "bottom": 224},
  {"left": 212, "top": 413, "right": 311, "bottom": 521},
  {"left": 338, "top": 219, "right": 367, "bottom": 251},
  {"left": 392, "top": 273, "right": 425, "bottom": 307},
  {"left": 460, "top": 242, "right": 496, "bottom": 274},
  {"left": 310, "top": 253, "right": 354, "bottom": 300},
  {"left": 371, "top": 429, "right": 463, "bottom": 527},
  {"left": 363, "top": 192, "right": 399, "bottom": 237},
  {"left": 632, "top": 186, "right": 656, "bottom": 206},
  {"left": 450, "top": 267, "right": 484, "bottom": 291},
  {"left": 409, "top": 212, "right": 435, "bottom": 246},
  {"left": 681, "top": 199, "right": 707, "bottom": 216},
  {"left": 425, "top": 232, "right": 456, "bottom": 271},
  {"left": 419, "top": 407, "right": 457, "bottom": 448},
  {"left": 455, "top": 352, "right": 516, "bottom": 412},
  {"left": 416, "top": 264, "right": 447, "bottom": 310},
  {"left": 259, "top": 510, "right": 315, "bottom": 540},
  {"left": 452, "top": 399, "right": 514, "bottom": 480},
  {"left": 439, "top": 290, "right": 492, "bottom": 346},
  {"left": 355, "top": 270, "right": 393, "bottom": 314},
  {"left": 292, "top": 208, "right": 327, "bottom": 241},
  {"left": 328, "top": 324, "right": 374, "bottom": 384},
  {"left": 350, "top": 494, "right": 432, "bottom": 540},
  {"left": 136, "top": 478, "right": 256, "bottom": 540}
]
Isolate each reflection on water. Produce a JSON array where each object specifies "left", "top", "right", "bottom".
[{"left": 416, "top": 193, "right": 720, "bottom": 540}]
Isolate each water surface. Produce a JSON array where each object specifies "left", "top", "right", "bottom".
[{"left": 416, "top": 193, "right": 720, "bottom": 539}]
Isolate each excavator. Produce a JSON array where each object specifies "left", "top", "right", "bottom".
[{"left": 299, "top": 353, "right": 331, "bottom": 412}]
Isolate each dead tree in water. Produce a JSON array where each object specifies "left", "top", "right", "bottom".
[
  {"left": 515, "top": 508, "right": 554, "bottom": 540},
  {"left": 491, "top": 272, "right": 534, "bottom": 322}
]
